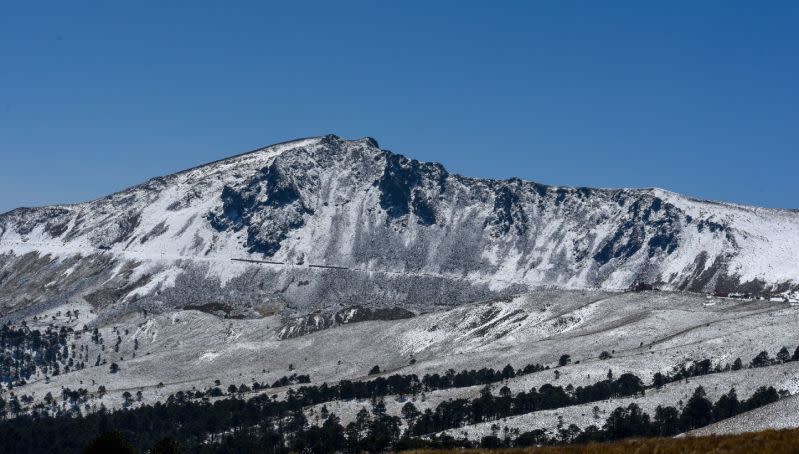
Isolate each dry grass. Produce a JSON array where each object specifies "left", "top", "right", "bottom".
[{"left": 403, "top": 428, "right": 799, "bottom": 454}]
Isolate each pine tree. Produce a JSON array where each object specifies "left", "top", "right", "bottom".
[
  {"left": 372, "top": 399, "right": 387, "bottom": 417},
  {"left": 750, "top": 351, "right": 771, "bottom": 368},
  {"left": 680, "top": 387, "right": 713, "bottom": 430},
  {"left": 401, "top": 402, "right": 420, "bottom": 422},
  {"left": 653, "top": 405, "right": 680, "bottom": 436},
  {"left": 777, "top": 346, "right": 791, "bottom": 363},
  {"left": 712, "top": 388, "right": 739, "bottom": 421},
  {"left": 653, "top": 372, "right": 666, "bottom": 389}
]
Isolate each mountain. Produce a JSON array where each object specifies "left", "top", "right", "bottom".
[
  {"left": 1, "top": 135, "right": 798, "bottom": 330},
  {"left": 3, "top": 135, "right": 799, "bottom": 449}
]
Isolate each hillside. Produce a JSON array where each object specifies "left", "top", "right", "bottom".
[{"left": 1, "top": 290, "right": 799, "bottom": 452}]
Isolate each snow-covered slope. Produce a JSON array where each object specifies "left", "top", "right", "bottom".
[
  {"left": 8, "top": 290, "right": 799, "bottom": 431},
  {"left": 1, "top": 135, "right": 798, "bottom": 324}
]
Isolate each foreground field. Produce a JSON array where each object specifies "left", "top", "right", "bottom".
[
  {"left": 405, "top": 428, "right": 799, "bottom": 454},
  {"left": 2, "top": 289, "right": 799, "bottom": 452}
]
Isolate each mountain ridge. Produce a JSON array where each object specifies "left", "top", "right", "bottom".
[
  {"left": 1, "top": 135, "right": 797, "bottom": 330},
  {"left": 1, "top": 134, "right": 791, "bottom": 215}
]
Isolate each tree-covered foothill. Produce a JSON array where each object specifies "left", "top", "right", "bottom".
[
  {"left": 0, "top": 332, "right": 793, "bottom": 453},
  {"left": 0, "top": 377, "right": 781, "bottom": 454},
  {"left": 0, "top": 345, "right": 786, "bottom": 454}
]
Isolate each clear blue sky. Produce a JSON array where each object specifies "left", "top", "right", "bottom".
[{"left": 1, "top": 1, "right": 797, "bottom": 212}]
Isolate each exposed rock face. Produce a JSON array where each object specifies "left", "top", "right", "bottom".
[
  {"left": 1, "top": 135, "right": 798, "bottom": 326},
  {"left": 278, "top": 305, "right": 416, "bottom": 339},
  {"left": 207, "top": 161, "right": 314, "bottom": 255}
]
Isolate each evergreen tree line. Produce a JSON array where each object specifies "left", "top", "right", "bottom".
[
  {"left": 279, "top": 362, "right": 546, "bottom": 402},
  {"left": 171, "top": 363, "right": 547, "bottom": 407},
  {"left": 10, "top": 382, "right": 779, "bottom": 454},
  {"left": 408, "top": 372, "right": 647, "bottom": 435},
  {"left": 0, "top": 360, "right": 545, "bottom": 421},
  {"left": 0, "top": 368, "right": 784, "bottom": 453},
  {"left": 471, "top": 384, "right": 782, "bottom": 449},
  {"left": 653, "top": 345, "right": 799, "bottom": 388},
  {"left": 169, "top": 374, "right": 312, "bottom": 402}
]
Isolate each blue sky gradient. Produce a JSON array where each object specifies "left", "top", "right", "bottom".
[{"left": 1, "top": 1, "right": 797, "bottom": 212}]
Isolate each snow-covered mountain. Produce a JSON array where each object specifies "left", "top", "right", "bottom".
[{"left": 1, "top": 135, "right": 798, "bottom": 325}]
